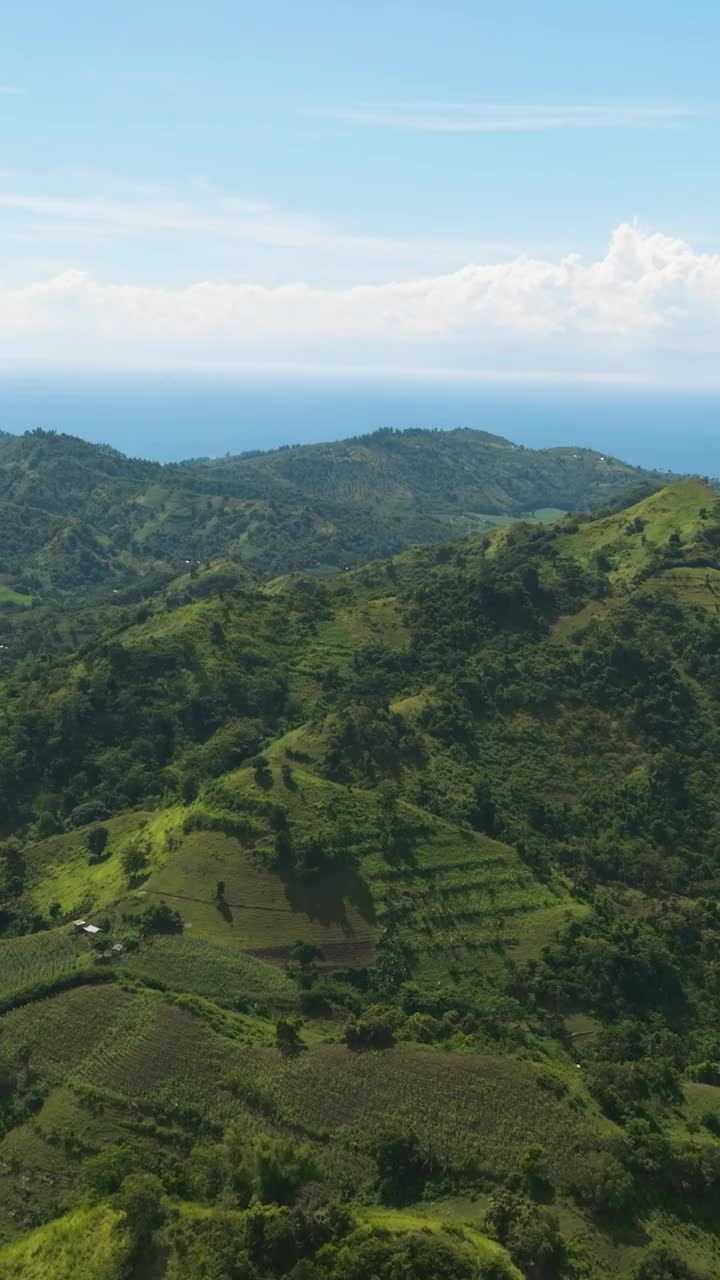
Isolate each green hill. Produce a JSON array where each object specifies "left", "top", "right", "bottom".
[
  {"left": 0, "top": 426, "right": 676, "bottom": 606},
  {"left": 4, "top": 479, "right": 720, "bottom": 1276}
]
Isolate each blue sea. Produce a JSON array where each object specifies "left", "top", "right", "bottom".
[{"left": 0, "top": 374, "right": 719, "bottom": 475}]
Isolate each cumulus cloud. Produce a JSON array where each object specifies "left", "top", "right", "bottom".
[{"left": 1, "top": 223, "right": 719, "bottom": 375}]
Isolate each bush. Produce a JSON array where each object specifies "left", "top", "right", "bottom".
[
  {"left": 276, "top": 1016, "right": 304, "bottom": 1054},
  {"left": 344, "top": 1006, "right": 396, "bottom": 1051},
  {"left": 252, "top": 1135, "right": 319, "bottom": 1205},
  {"left": 485, "top": 1189, "right": 566, "bottom": 1279},
  {"left": 628, "top": 1246, "right": 702, "bottom": 1279}
]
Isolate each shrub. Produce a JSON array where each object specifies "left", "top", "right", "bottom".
[
  {"left": 252, "top": 1135, "right": 319, "bottom": 1205},
  {"left": 628, "top": 1247, "right": 702, "bottom": 1279},
  {"left": 344, "top": 1006, "right": 396, "bottom": 1051}
]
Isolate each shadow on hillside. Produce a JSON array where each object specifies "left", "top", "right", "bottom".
[
  {"left": 215, "top": 897, "right": 234, "bottom": 923},
  {"left": 281, "top": 868, "right": 376, "bottom": 936}
]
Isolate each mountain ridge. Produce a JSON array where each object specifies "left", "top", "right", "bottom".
[{"left": 0, "top": 426, "right": 681, "bottom": 601}]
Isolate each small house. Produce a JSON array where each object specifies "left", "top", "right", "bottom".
[
  {"left": 111, "top": 943, "right": 124, "bottom": 954},
  {"left": 83, "top": 924, "right": 101, "bottom": 937},
  {"left": 73, "top": 919, "right": 86, "bottom": 931}
]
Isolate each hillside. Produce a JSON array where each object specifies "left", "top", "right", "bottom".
[
  {"left": 0, "top": 426, "right": 675, "bottom": 610},
  {"left": 3, "top": 481, "right": 720, "bottom": 1277}
]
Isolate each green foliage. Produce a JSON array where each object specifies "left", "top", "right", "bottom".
[
  {"left": 0, "top": 1205, "right": 132, "bottom": 1280},
  {"left": 85, "top": 826, "right": 109, "bottom": 861},
  {"left": 114, "top": 1171, "right": 166, "bottom": 1241},
  {"left": 81, "top": 1143, "right": 135, "bottom": 1196},
  {"left": 327, "top": 1225, "right": 512, "bottom": 1279},
  {"left": 373, "top": 1130, "right": 433, "bottom": 1206},
  {"left": 345, "top": 1005, "right": 397, "bottom": 1051},
  {"left": 485, "top": 1189, "right": 566, "bottom": 1279},
  {"left": 3, "top": 474, "right": 720, "bottom": 1278},
  {"left": 627, "top": 1248, "right": 707, "bottom": 1280},
  {"left": 120, "top": 844, "right": 147, "bottom": 880},
  {"left": 252, "top": 1134, "right": 320, "bottom": 1205}
]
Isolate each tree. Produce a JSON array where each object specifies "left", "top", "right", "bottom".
[
  {"left": 345, "top": 1006, "right": 396, "bottom": 1051},
  {"left": 252, "top": 1135, "right": 319, "bottom": 1205},
  {"left": 0, "top": 1064, "right": 16, "bottom": 1110},
  {"left": 253, "top": 755, "right": 273, "bottom": 788},
  {"left": 374, "top": 1130, "right": 432, "bottom": 1206},
  {"left": 276, "top": 1016, "right": 304, "bottom": 1054},
  {"left": 290, "top": 940, "right": 324, "bottom": 971},
  {"left": 82, "top": 1143, "right": 134, "bottom": 1196},
  {"left": 121, "top": 844, "right": 147, "bottom": 881},
  {"left": 69, "top": 800, "right": 111, "bottom": 828},
  {"left": 115, "top": 1171, "right": 165, "bottom": 1242},
  {"left": 85, "top": 826, "right": 109, "bottom": 860}
]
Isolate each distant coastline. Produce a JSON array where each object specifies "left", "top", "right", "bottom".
[{"left": 0, "top": 373, "right": 718, "bottom": 474}]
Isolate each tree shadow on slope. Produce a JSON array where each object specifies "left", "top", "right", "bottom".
[{"left": 281, "top": 867, "right": 376, "bottom": 936}]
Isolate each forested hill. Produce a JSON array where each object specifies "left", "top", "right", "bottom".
[
  {"left": 4, "top": 479, "right": 720, "bottom": 1276},
  {"left": 0, "top": 426, "right": 676, "bottom": 603}
]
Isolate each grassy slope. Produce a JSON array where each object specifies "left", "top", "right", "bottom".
[{"left": 0, "top": 1205, "right": 131, "bottom": 1280}]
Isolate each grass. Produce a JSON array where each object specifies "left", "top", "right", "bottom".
[
  {"left": 0, "top": 583, "right": 32, "bottom": 607},
  {"left": 25, "top": 808, "right": 184, "bottom": 918},
  {"left": 0, "top": 1205, "right": 130, "bottom": 1280},
  {"left": 358, "top": 1207, "right": 523, "bottom": 1277},
  {"left": 555, "top": 479, "right": 715, "bottom": 585}
]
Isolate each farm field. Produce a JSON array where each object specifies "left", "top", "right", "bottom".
[
  {"left": 0, "top": 929, "right": 89, "bottom": 1007},
  {"left": 121, "top": 933, "right": 298, "bottom": 1005}
]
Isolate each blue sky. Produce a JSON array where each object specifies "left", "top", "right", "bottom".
[{"left": 2, "top": 1, "right": 720, "bottom": 379}]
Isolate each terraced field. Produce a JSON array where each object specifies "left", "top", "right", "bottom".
[{"left": 364, "top": 817, "right": 574, "bottom": 975}]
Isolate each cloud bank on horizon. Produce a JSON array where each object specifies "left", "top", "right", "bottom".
[{"left": 2, "top": 223, "right": 720, "bottom": 382}]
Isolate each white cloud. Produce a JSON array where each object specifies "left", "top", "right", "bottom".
[
  {"left": 1, "top": 224, "right": 720, "bottom": 376},
  {"left": 331, "top": 102, "right": 699, "bottom": 133},
  {"left": 0, "top": 191, "right": 410, "bottom": 257}
]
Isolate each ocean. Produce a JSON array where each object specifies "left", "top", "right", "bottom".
[{"left": 0, "top": 374, "right": 719, "bottom": 475}]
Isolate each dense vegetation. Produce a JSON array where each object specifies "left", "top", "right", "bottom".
[
  {"left": 2, "top": 431, "right": 720, "bottom": 1277},
  {"left": 0, "top": 424, "right": 672, "bottom": 601}
]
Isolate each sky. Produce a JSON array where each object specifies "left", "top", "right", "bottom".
[{"left": 2, "top": 0, "right": 720, "bottom": 382}]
